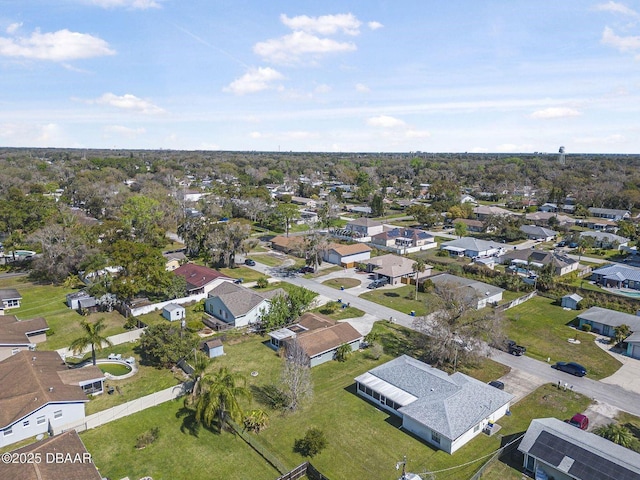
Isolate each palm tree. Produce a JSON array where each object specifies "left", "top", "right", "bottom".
[
  {"left": 192, "top": 367, "right": 251, "bottom": 433},
  {"left": 335, "top": 343, "right": 352, "bottom": 362},
  {"left": 243, "top": 409, "right": 270, "bottom": 433},
  {"left": 412, "top": 259, "right": 426, "bottom": 300},
  {"left": 594, "top": 423, "right": 635, "bottom": 448},
  {"left": 185, "top": 350, "right": 210, "bottom": 406},
  {"left": 70, "top": 318, "right": 113, "bottom": 366}
]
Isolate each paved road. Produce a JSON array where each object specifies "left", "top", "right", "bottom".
[{"left": 248, "top": 256, "right": 640, "bottom": 417}]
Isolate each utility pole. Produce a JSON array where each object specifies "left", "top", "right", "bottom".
[{"left": 396, "top": 455, "right": 407, "bottom": 480}]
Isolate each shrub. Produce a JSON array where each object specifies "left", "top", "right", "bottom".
[
  {"left": 320, "top": 301, "right": 339, "bottom": 314},
  {"left": 124, "top": 317, "right": 138, "bottom": 330},
  {"left": 581, "top": 324, "right": 592, "bottom": 333},
  {"left": 294, "top": 428, "right": 327, "bottom": 457},
  {"left": 135, "top": 427, "right": 160, "bottom": 449},
  {"left": 367, "top": 343, "right": 383, "bottom": 360},
  {"left": 256, "top": 277, "right": 269, "bottom": 289}
]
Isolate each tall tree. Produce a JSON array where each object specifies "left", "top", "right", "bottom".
[
  {"left": 302, "top": 233, "right": 330, "bottom": 271},
  {"left": 205, "top": 221, "right": 251, "bottom": 267},
  {"left": 412, "top": 259, "right": 426, "bottom": 300},
  {"left": 276, "top": 203, "right": 300, "bottom": 237},
  {"left": 192, "top": 367, "right": 252, "bottom": 433},
  {"left": 281, "top": 339, "right": 313, "bottom": 411},
  {"left": 370, "top": 193, "right": 385, "bottom": 217},
  {"left": 138, "top": 323, "right": 197, "bottom": 368},
  {"left": 70, "top": 318, "right": 114, "bottom": 366}
]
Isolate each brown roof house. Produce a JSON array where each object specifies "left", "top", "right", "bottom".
[
  {"left": 173, "top": 263, "right": 232, "bottom": 295},
  {"left": 0, "top": 351, "right": 104, "bottom": 448},
  {"left": 268, "top": 312, "right": 362, "bottom": 367},
  {"left": 270, "top": 235, "right": 305, "bottom": 254},
  {"left": 366, "top": 254, "right": 431, "bottom": 286},
  {"left": 0, "top": 430, "right": 102, "bottom": 480},
  {"left": 323, "top": 243, "right": 372, "bottom": 267},
  {"left": 0, "top": 315, "right": 49, "bottom": 362}
]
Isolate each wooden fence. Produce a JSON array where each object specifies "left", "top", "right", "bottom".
[{"left": 275, "top": 462, "right": 330, "bottom": 480}]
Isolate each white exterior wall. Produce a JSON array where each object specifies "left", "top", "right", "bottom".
[
  {"left": 205, "top": 297, "right": 270, "bottom": 328},
  {"left": 129, "top": 293, "right": 207, "bottom": 317},
  {"left": 0, "top": 402, "right": 86, "bottom": 448},
  {"left": 339, "top": 251, "right": 371, "bottom": 265},
  {"left": 477, "top": 292, "right": 502, "bottom": 309},
  {"left": 450, "top": 402, "right": 511, "bottom": 454},
  {"left": 162, "top": 306, "right": 185, "bottom": 322},
  {"left": 233, "top": 302, "right": 267, "bottom": 328},
  {"left": 402, "top": 416, "right": 453, "bottom": 453}
]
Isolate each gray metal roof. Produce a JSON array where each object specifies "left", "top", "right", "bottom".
[
  {"left": 577, "top": 306, "right": 640, "bottom": 330},
  {"left": 580, "top": 231, "right": 630, "bottom": 243},
  {"left": 357, "top": 355, "right": 513, "bottom": 441},
  {"left": 520, "top": 225, "right": 558, "bottom": 238},
  {"left": 440, "top": 237, "right": 499, "bottom": 253},
  {"left": 519, "top": 418, "right": 640, "bottom": 480},
  {"left": 592, "top": 264, "right": 640, "bottom": 283}
]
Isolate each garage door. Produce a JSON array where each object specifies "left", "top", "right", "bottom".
[{"left": 632, "top": 344, "right": 640, "bottom": 360}]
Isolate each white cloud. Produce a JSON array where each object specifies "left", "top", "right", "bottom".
[
  {"left": 224, "top": 67, "right": 284, "bottom": 95},
  {"left": 254, "top": 31, "right": 356, "bottom": 64},
  {"left": 496, "top": 143, "right": 533, "bottom": 152},
  {"left": 83, "top": 0, "right": 161, "bottom": 9},
  {"left": 405, "top": 129, "right": 431, "bottom": 139},
  {"left": 280, "top": 13, "right": 361, "bottom": 36},
  {"left": 314, "top": 84, "right": 331, "bottom": 94},
  {"left": 593, "top": 1, "right": 638, "bottom": 17},
  {"left": 0, "top": 28, "right": 115, "bottom": 61},
  {"left": 366, "top": 115, "right": 406, "bottom": 128},
  {"left": 601, "top": 26, "right": 640, "bottom": 52},
  {"left": 355, "top": 83, "right": 370, "bottom": 93},
  {"left": 94, "top": 93, "right": 165, "bottom": 114},
  {"left": 530, "top": 107, "right": 581, "bottom": 119},
  {"left": 0, "top": 122, "right": 72, "bottom": 147},
  {"left": 103, "top": 125, "right": 146, "bottom": 138},
  {"left": 574, "top": 133, "right": 625, "bottom": 144},
  {"left": 368, "top": 21, "right": 384, "bottom": 30},
  {"left": 6, "top": 23, "right": 22, "bottom": 34}
]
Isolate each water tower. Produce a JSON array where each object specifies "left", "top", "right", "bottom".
[{"left": 558, "top": 146, "right": 566, "bottom": 165}]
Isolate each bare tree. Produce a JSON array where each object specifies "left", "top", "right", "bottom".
[
  {"left": 413, "top": 281, "right": 503, "bottom": 368},
  {"left": 281, "top": 339, "right": 313, "bottom": 412}
]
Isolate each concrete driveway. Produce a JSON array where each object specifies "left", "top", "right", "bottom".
[{"left": 594, "top": 335, "right": 640, "bottom": 395}]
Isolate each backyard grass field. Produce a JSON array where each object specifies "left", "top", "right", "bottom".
[
  {"left": 360, "top": 284, "right": 432, "bottom": 316},
  {"left": 321, "top": 277, "right": 361, "bottom": 289},
  {"left": 79, "top": 327, "right": 592, "bottom": 480},
  {"left": 0, "top": 276, "right": 127, "bottom": 350},
  {"left": 504, "top": 296, "right": 621, "bottom": 379}
]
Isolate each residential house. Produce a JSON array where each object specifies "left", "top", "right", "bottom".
[
  {"left": 163, "top": 251, "right": 187, "bottom": 271},
  {"left": 525, "top": 211, "right": 575, "bottom": 228},
  {"left": 0, "top": 288, "right": 22, "bottom": 310},
  {"left": 538, "top": 203, "right": 559, "bottom": 213},
  {"left": 371, "top": 227, "right": 437, "bottom": 253},
  {"left": 580, "top": 231, "right": 630, "bottom": 249},
  {"left": 499, "top": 249, "right": 579, "bottom": 276},
  {"left": 577, "top": 306, "right": 640, "bottom": 355},
  {"left": 452, "top": 218, "right": 485, "bottom": 233},
  {"left": 269, "top": 312, "right": 362, "bottom": 367},
  {"left": 162, "top": 303, "right": 185, "bottom": 322},
  {"left": 473, "top": 205, "right": 519, "bottom": 220},
  {"left": 0, "top": 351, "right": 103, "bottom": 448},
  {"left": 323, "top": 243, "right": 372, "bottom": 267},
  {"left": 66, "top": 291, "right": 91, "bottom": 310},
  {"left": 291, "top": 196, "right": 324, "bottom": 209},
  {"left": 204, "top": 282, "right": 285, "bottom": 329},
  {"left": 440, "top": 237, "right": 502, "bottom": 258},
  {"left": 345, "top": 205, "right": 372, "bottom": 215},
  {"left": 519, "top": 225, "right": 558, "bottom": 242},
  {"left": 365, "top": 254, "right": 430, "bottom": 286},
  {"left": 561, "top": 293, "right": 583, "bottom": 310},
  {"left": 427, "top": 273, "right": 504, "bottom": 309},
  {"left": 576, "top": 217, "right": 620, "bottom": 233},
  {"left": 270, "top": 235, "right": 305, "bottom": 254},
  {"left": 519, "top": 418, "right": 640, "bottom": 480},
  {"left": 0, "top": 315, "right": 49, "bottom": 361},
  {"left": 203, "top": 338, "right": 224, "bottom": 358},
  {"left": 173, "top": 263, "right": 232, "bottom": 295},
  {"left": 1, "top": 430, "right": 102, "bottom": 480},
  {"left": 591, "top": 264, "right": 640, "bottom": 290},
  {"left": 355, "top": 355, "right": 514, "bottom": 454},
  {"left": 460, "top": 194, "right": 477, "bottom": 204},
  {"left": 344, "top": 217, "right": 384, "bottom": 238},
  {"left": 587, "top": 207, "right": 631, "bottom": 221}
]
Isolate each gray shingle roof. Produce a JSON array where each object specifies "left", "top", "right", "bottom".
[
  {"left": 429, "top": 273, "right": 504, "bottom": 300},
  {"left": 359, "top": 356, "right": 513, "bottom": 441},
  {"left": 577, "top": 306, "right": 640, "bottom": 331},
  {"left": 440, "top": 237, "right": 499, "bottom": 253},
  {"left": 520, "top": 225, "right": 558, "bottom": 238},
  {"left": 592, "top": 264, "right": 640, "bottom": 283},
  {"left": 580, "top": 231, "right": 630, "bottom": 244},
  {"left": 208, "top": 282, "right": 279, "bottom": 317}
]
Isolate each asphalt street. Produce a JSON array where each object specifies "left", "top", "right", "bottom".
[{"left": 247, "top": 255, "right": 640, "bottom": 417}]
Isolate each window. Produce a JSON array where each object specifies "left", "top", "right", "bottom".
[
  {"left": 357, "top": 383, "right": 364, "bottom": 392},
  {"left": 3, "top": 427, "right": 12, "bottom": 436},
  {"left": 54, "top": 410, "right": 62, "bottom": 419},
  {"left": 474, "top": 425, "right": 480, "bottom": 433},
  {"left": 6, "top": 299, "right": 19, "bottom": 307},
  {"left": 11, "top": 348, "right": 20, "bottom": 355},
  {"left": 23, "top": 420, "right": 30, "bottom": 428},
  {"left": 36, "top": 416, "right": 45, "bottom": 425},
  {"left": 431, "top": 431, "right": 441, "bottom": 445}
]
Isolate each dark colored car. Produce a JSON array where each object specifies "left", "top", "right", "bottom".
[
  {"left": 557, "top": 240, "right": 567, "bottom": 247},
  {"left": 299, "top": 266, "right": 315, "bottom": 274},
  {"left": 568, "top": 242, "right": 579, "bottom": 248},
  {"left": 488, "top": 380, "right": 505, "bottom": 390},
  {"left": 506, "top": 340, "right": 526, "bottom": 356},
  {"left": 565, "top": 413, "right": 589, "bottom": 430},
  {"left": 552, "top": 361, "right": 587, "bottom": 377},
  {"left": 244, "top": 258, "right": 256, "bottom": 266}
]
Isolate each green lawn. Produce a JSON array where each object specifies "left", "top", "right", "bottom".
[
  {"left": 312, "top": 304, "right": 366, "bottom": 320},
  {"left": 360, "top": 285, "right": 432, "bottom": 316},
  {"left": 0, "top": 276, "right": 127, "bottom": 350},
  {"left": 504, "top": 296, "right": 621, "bottom": 379},
  {"left": 219, "top": 265, "right": 267, "bottom": 283},
  {"left": 81, "top": 400, "right": 279, "bottom": 480},
  {"left": 251, "top": 253, "right": 287, "bottom": 267},
  {"left": 321, "top": 277, "right": 361, "bottom": 289}
]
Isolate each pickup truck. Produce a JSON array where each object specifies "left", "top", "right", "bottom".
[{"left": 506, "top": 340, "right": 526, "bottom": 356}]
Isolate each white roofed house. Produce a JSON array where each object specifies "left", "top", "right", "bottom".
[
  {"left": 591, "top": 264, "right": 640, "bottom": 290},
  {"left": 440, "top": 237, "right": 502, "bottom": 259},
  {"left": 519, "top": 225, "right": 558, "bottom": 242},
  {"left": 579, "top": 231, "right": 630, "bottom": 250},
  {"left": 355, "top": 355, "right": 514, "bottom": 454},
  {"left": 323, "top": 243, "right": 372, "bottom": 267}
]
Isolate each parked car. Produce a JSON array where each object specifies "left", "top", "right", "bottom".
[
  {"left": 299, "top": 266, "right": 315, "bottom": 274},
  {"left": 233, "top": 277, "right": 244, "bottom": 284},
  {"left": 565, "top": 413, "right": 589, "bottom": 430},
  {"left": 488, "top": 380, "right": 505, "bottom": 390},
  {"left": 568, "top": 242, "right": 579, "bottom": 248},
  {"left": 506, "top": 339, "right": 526, "bottom": 356},
  {"left": 552, "top": 361, "right": 587, "bottom": 377},
  {"left": 367, "top": 278, "right": 388, "bottom": 289},
  {"left": 244, "top": 258, "right": 256, "bottom": 266},
  {"left": 556, "top": 240, "right": 567, "bottom": 247}
]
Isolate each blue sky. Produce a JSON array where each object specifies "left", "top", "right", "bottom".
[{"left": 2, "top": 0, "right": 640, "bottom": 153}]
